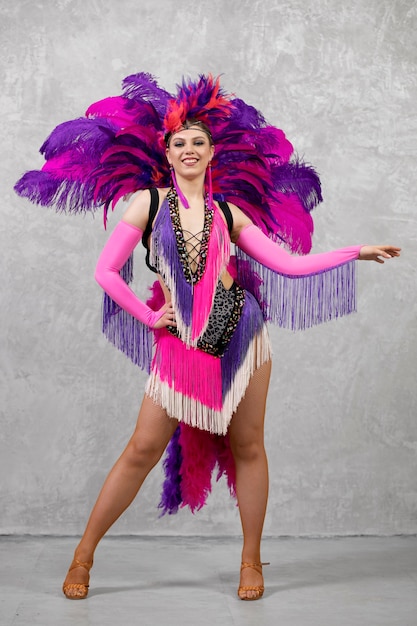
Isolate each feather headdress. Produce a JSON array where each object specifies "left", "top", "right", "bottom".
[
  {"left": 163, "top": 74, "right": 232, "bottom": 139},
  {"left": 15, "top": 71, "right": 322, "bottom": 252}
]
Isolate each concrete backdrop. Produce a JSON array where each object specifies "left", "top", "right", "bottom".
[{"left": 1, "top": 0, "right": 416, "bottom": 537}]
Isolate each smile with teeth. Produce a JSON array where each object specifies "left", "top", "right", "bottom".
[{"left": 182, "top": 158, "right": 198, "bottom": 165}]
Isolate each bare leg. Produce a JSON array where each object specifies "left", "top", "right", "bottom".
[
  {"left": 63, "top": 395, "right": 177, "bottom": 594},
  {"left": 228, "top": 360, "right": 271, "bottom": 599}
]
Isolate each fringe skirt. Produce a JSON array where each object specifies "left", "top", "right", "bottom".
[
  {"left": 145, "top": 286, "right": 272, "bottom": 436},
  {"left": 145, "top": 285, "right": 272, "bottom": 515}
]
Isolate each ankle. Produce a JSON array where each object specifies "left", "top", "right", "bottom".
[
  {"left": 73, "top": 544, "right": 94, "bottom": 566},
  {"left": 241, "top": 550, "right": 261, "bottom": 565}
]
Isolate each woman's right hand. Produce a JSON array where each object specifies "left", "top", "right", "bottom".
[{"left": 152, "top": 301, "right": 177, "bottom": 329}]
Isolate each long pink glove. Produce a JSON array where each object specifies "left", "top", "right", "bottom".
[
  {"left": 95, "top": 221, "right": 166, "bottom": 328},
  {"left": 236, "top": 224, "right": 361, "bottom": 275}
]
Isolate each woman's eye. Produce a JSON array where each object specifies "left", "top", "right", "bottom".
[{"left": 172, "top": 139, "right": 205, "bottom": 148}]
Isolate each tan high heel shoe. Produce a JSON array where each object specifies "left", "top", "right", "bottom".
[
  {"left": 62, "top": 558, "right": 93, "bottom": 600},
  {"left": 238, "top": 561, "right": 269, "bottom": 601}
]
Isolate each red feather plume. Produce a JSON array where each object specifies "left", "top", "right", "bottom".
[{"left": 163, "top": 74, "right": 233, "bottom": 135}]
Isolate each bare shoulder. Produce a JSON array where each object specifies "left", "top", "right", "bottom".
[
  {"left": 122, "top": 188, "right": 169, "bottom": 230},
  {"left": 227, "top": 202, "right": 252, "bottom": 243},
  {"left": 122, "top": 189, "right": 152, "bottom": 230}
]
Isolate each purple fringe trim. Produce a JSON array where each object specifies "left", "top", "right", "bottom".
[
  {"left": 221, "top": 291, "right": 265, "bottom": 398},
  {"left": 236, "top": 250, "right": 357, "bottom": 330},
  {"left": 101, "top": 295, "right": 153, "bottom": 371},
  {"left": 101, "top": 254, "right": 153, "bottom": 371},
  {"left": 150, "top": 198, "right": 193, "bottom": 325}
]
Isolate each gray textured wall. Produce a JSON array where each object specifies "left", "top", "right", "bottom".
[{"left": 1, "top": 0, "right": 416, "bottom": 537}]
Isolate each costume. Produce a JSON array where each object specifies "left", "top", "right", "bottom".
[{"left": 14, "top": 73, "right": 359, "bottom": 514}]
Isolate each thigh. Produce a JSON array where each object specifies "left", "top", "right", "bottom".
[
  {"left": 128, "top": 394, "right": 178, "bottom": 454},
  {"left": 228, "top": 360, "right": 272, "bottom": 446}
]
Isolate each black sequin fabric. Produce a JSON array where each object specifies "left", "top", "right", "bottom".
[
  {"left": 168, "top": 280, "right": 245, "bottom": 357},
  {"left": 197, "top": 281, "right": 245, "bottom": 357}
]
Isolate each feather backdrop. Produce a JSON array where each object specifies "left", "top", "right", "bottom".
[{"left": 15, "top": 72, "right": 322, "bottom": 252}]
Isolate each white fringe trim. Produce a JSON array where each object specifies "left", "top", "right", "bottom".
[
  {"left": 145, "top": 326, "right": 272, "bottom": 435},
  {"left": 223, "top": 325, "right": 272, "bottom": 420}
]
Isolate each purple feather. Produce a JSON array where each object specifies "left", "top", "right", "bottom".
[
  {"left": 40, "top": 118, "right": 117, "bottom": 161},
  {"left": 15, "top": 71, "right": 324, "bottom": 253},
  {"left": 158, "top": 426, "right": 183, "bottom": 515},
  {"left": 14, "top": 170, "right": 98, "bottom": 213},
  {"left": 122, "top": 72, "right": 171, "bottom": 117},
  {"left": 272, "top": 160, "right": 323, "bottom": 213}
]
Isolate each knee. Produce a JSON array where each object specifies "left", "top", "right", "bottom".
[
  {"left": 125, "top": 435, "right": 164, "bottom": 470},
  {"left": 230, "top": 437, "right": 265, "bottom": 463}
]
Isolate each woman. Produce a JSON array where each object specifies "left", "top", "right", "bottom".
[{"left": 15, "top": 75, "right": 400, "bottom": 601}]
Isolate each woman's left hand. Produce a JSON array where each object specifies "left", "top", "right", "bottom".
[{"left": 359, "top": 245, "right": 401, "bottom": 263}]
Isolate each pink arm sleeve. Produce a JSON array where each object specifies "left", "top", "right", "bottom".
[
  {"left": 95, "top": 221, "right": 165, "bottom": 328},
  {"left": 236, "top": 224, "right": 361, "bottom": 276}
]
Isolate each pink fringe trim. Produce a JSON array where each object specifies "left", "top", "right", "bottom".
[
  {"left": 191, "top": 207, "right": 230, "bottom": 341},
  {"left": 146, "top": 325, "right": 272, "bottom": 435},
  {"left": 150, "top": 331, "right": 222, "bottom": 410}
]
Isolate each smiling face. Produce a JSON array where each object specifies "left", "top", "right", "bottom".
[{"left": 166, "top": 126, "right": 214, "bottom": 178}]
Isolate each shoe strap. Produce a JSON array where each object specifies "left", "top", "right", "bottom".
[
  {"left": 240, "top": 561, "right": 270, "bottom": 572},
  {"left": 69, "top": 557, "right": 93, "bottom": 572}
]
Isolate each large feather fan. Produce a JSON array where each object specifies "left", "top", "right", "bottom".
[{"left": 15, "top": 72, "right": 322, "bottom": 252}]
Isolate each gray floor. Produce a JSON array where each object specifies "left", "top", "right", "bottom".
[{"left": 1, "top": 535, "right": 416, "bottom": 626}]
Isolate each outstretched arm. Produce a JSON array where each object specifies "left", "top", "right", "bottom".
[
  {"left": 229, "top": 203, "right": 400, "bottom": 330},
  {"left": 236, "top": 224, "right": 361, "bottom": 276},
  {"left": 235, "top": 221, "right": 400, "bottom": 276}
]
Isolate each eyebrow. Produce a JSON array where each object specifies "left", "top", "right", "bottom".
[{"left": 172, "top": 135, "right": 207, "bottom": 141}]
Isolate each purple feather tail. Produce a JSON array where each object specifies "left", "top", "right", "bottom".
[
  {"left": 158, "top": 426, "right": 183, "bottom": 516},
  {"left": 158, "top": 425, "right": 238, "bottom": 515}
]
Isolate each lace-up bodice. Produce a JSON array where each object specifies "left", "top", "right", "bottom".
[
  {"left": 182, "top": 228, "right": 204, "bottom": 274},
  {"left": 167, "top": 188, "right": 213, "bottom": 284}
]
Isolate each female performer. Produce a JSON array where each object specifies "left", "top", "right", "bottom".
[{"left": 15, "top": 74, "right": 400, "bottom": 601}]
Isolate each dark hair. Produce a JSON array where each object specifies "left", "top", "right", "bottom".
[{"left": 165, "top": 119, "right": 213, "bottom": 146}]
